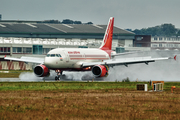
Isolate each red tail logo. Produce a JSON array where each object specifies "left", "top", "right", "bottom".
[{"left": 100, "top": 17, "right": 114, "bottom": 50}]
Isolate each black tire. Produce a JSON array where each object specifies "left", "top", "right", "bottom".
[
  {"left": 58, "top": 75, "right": 61, "bottom": 80},
  {"left": 55, "top": 76, "right": 58, "bottom": 81}
]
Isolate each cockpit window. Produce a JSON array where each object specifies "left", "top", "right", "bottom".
[
  {"left": 56, "top": 54, "right": 62, "bottom": 57},
  {"left": 46, "top": 54, "right": 62, "bottom": 57}
]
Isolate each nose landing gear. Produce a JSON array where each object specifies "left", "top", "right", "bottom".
[{"left": 55, "top": 70, "right": 63, "bottom": 81}]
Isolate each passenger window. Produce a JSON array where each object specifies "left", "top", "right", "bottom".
[{"left": 46, "top": 54, "right": 50, "bottom": 57}]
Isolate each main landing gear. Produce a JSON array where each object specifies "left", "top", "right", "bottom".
[{"left": 55, "top": 70, "right": 63, "bottom": 81}]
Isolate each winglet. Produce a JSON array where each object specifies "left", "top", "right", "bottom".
[
  {"left": 99, "top": 17, "right": 114, "bottom": 50},
  {"left": 174, "top": 55, "right": 177, "bottom": 61}
]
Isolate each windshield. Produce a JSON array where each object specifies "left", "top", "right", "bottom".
[{"left": 46, "top": 54, "right": 62, "bottom": 57}]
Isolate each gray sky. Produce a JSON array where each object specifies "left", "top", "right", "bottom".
[{"left": 0, "top": 0, "right": 180, "bottom": 30}]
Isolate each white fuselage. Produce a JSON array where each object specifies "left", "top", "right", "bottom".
[{"left": 44, "top": 48, "right": 111, "bottom": 71}]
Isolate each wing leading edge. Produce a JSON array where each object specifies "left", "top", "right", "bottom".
[
  {"left": 4, "top": 56, "right": 44, "bottom": 64},
  {"left": 82, "top": 56, "right": 171, "bottom": 68}
]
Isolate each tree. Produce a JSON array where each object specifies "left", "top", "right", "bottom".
[
  {"left": 62, "top": 19, "right": 74, "bottom": 24},
  {"left": 86, "top": 22, "right": 93, "bottom": 24},
  {"left": 125, "top": 29, "right": 132, "bottom": 32},
  {"left": 133, "top": 23, "right": 178, "bottom": 37},
  {"left": 73, "top": 21, "right": 82, "bottom": 24},
  {"left": 177, "top": 30, "right": 180, "bottom": 36}
]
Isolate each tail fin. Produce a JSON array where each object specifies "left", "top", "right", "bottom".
[{"left": 99, "top": 17, "right": 114, "bottom": 50}]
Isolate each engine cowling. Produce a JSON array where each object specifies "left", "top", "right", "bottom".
[
  {"left": 34, "top": 64, "right": 49, "bottom": 77},
  {"left": 92, "top": 65, "right": 108, "bottom": 77}
]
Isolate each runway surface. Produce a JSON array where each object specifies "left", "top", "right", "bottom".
[
  {"left": 0, "top": 75, "right": 103, "bottom": 82},
  {"left": 0, "top": 78, "right": 179, "bottom": 82}
]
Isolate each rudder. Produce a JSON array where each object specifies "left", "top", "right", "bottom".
[{"left": 99, "top": 17, "right": 114, "bottom": 50}]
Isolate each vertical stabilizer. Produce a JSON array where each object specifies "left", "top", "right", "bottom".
[{"left": 99, "top": 17, "right": 114, "bottom": 50}]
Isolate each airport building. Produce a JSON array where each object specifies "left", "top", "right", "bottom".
[
  {"left": 151, "top": 36, "right": 180, "bottom": 51},
  {"left": 0, "top": 21, "right": 135, "bottom": 70},
  {"left": 134, "top": 35, "right": 180, "bottom": 51}
]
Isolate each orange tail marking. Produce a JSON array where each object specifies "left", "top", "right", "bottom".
[{"left": 100, "top": 17, "right": 114, "bottom": 50}]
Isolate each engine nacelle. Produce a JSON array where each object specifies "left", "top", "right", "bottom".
[
  {"left": 34, "top": 64, "right": 49, "bottom": 77},
  {"left": 92, "top": 65, "right": 108, "bottom": 77}
]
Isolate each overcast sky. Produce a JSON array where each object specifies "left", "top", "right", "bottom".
[{"left": 0, "top": 0, "right": 180, "bottom": 30}]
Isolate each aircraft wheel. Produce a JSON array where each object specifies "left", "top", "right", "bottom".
[{"left": 55, "top": 76, "right": 58, "bottom": 81}]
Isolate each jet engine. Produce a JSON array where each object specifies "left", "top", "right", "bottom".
[
  {"left": 34, "top": 64, "right": 50, "bottom": 77},
  {"left": 91, "top": 65, "right": 108, "bottom": 77}
]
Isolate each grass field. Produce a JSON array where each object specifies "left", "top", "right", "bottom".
[{"left": 0, "top": 82, "right": 180, "bottom": 119}]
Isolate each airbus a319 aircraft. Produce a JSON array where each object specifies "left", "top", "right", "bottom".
[{"left": 4, "top": 17, "right": 174, "bottom": 80}]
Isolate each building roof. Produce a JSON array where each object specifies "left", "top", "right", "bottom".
[{"left": 0, "top": 23, "right": 135, "bottom": 38}]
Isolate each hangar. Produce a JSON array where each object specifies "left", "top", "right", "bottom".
[
  {"left": 0, "top": 20, "right": 135, "bottom": 70},
  {"left": 0, "top": 21, "right": 135, "bottom": 56}
]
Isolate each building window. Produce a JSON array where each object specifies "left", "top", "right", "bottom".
[
  {"left": 174, "top": 44, "right": 178, "bottom": 47},
  {"left": 33, "top": 45, "right": 42, "bottom": 54},
  {"left": 136, "top": 44, "right": 142, "bottom": 47},
  {"left": 0, "top": 47, "right": 3, "bottom": 52},
  {"left": 23, "top": 47, "right": 32, "bottom": 53},
  {"left": 13, "top": 47, "right": 16, "bottom": 53},
  {"left": 17, "top": 47, "right": 22, "bottom": 53},
  {"left": 154, "top": 38, "right": 157, "bottom": 40},
  {"left": 0, "top": 47, "right": 10, "bottom": 53},
  {"left": 159, "top": 44, "right": 162, "bottom": 47},
  {"left": 136, "top": 37, "right": 143, "bottom": 40},
  {"left": 13, "top": 47, "right": 22, "bottom": 53},
  {"left": 152, "top": 44, "right": 158, "bottom": 47},
  {"left": 159, "top": 38, "right": 162, "bottom": 40},
  {"left": 43, "top": 48, "right": 50, "bottom": 54}
]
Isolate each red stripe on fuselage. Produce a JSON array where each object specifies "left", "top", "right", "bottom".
[{"left": 70, "top": 58, "right": 109, "bottom": 60}]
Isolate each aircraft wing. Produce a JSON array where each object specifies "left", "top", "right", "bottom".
[
  {"left": 111, "top": 51, "right": 142, "bottom": 57},
  {"left": 4, "top": 56, "right": 44, "bottom": 64},
  {"left": 82, "top": 56, "right": 172, "bottom": 67}
]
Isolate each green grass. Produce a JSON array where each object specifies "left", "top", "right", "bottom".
[
  {"left": 0, "top": 82, "right": 140, "bottom": 91},
  {"left": 0, "top": 82, "right": 178, "bottom": 91}
]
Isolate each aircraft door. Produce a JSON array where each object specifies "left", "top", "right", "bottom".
[{"left": 63, "top": 50, "right": 69, "bottom": 62}]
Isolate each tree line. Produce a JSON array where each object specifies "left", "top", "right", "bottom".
[
  {"left": 38, "top": 19, "right": 93, "bottom": 25},
  {"left": 126, "top": 23, "right": 180, "bottom": 37}
]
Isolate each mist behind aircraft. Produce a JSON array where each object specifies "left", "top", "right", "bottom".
[{"left": 104, "top": 50, "right": 179, "bottom": 81}]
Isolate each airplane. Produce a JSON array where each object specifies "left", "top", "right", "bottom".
[{"left": 4, "top": 17, "right": 175, "bottom": 80}]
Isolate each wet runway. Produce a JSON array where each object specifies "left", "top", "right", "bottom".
[
  {"left": 0, "top": 78, "right": 179, "bottom": 82},
  {"left": 0, "top": 76, "right": 103, "bottom": 82},
  {"left": 0, "top": 78, "right": 47, "bottom": 82}
]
